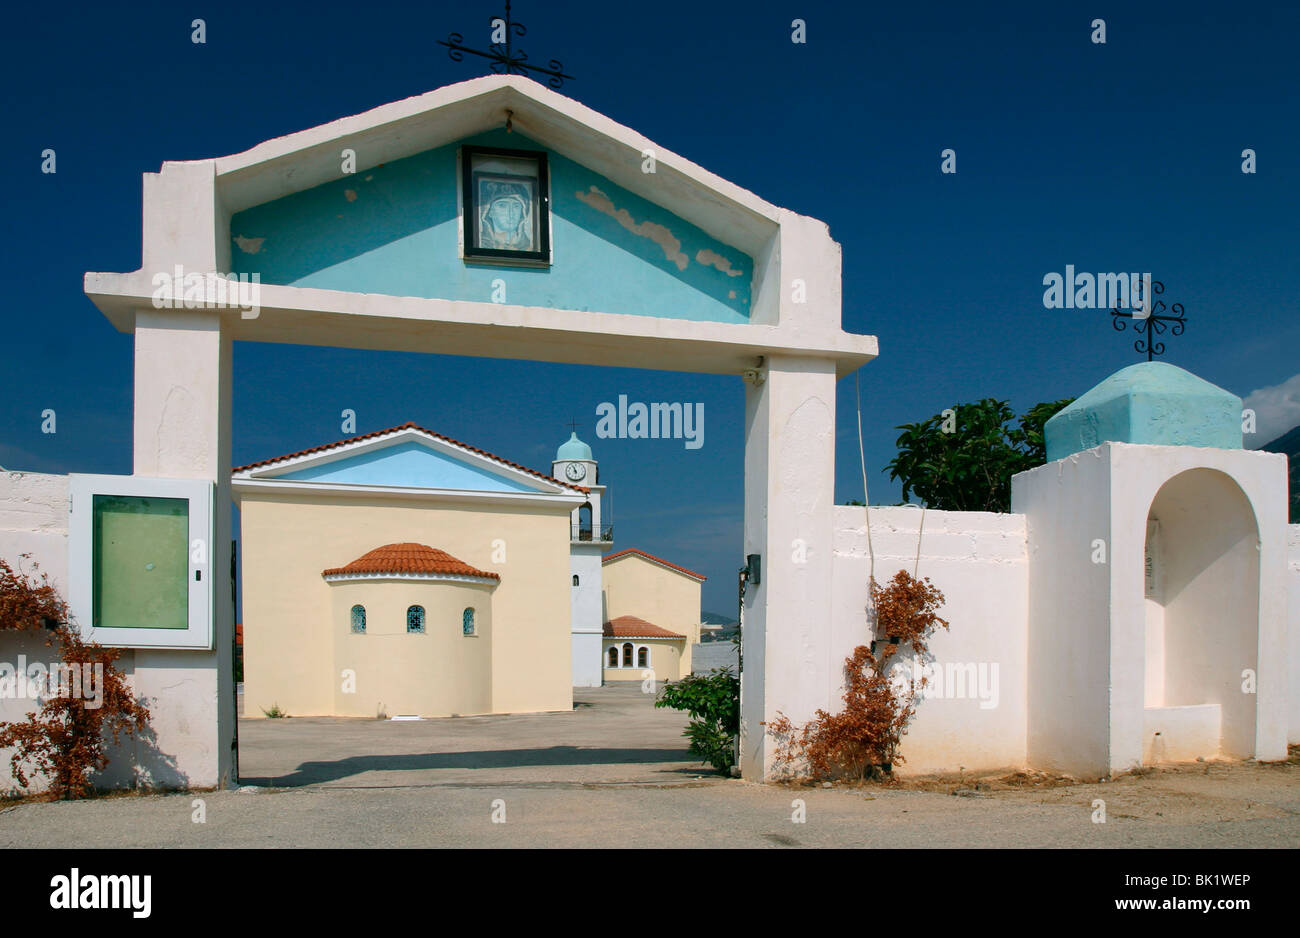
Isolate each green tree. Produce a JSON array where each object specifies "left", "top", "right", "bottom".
[{"left": 884, "top": 398, "right": 1074, "bottom": 512}]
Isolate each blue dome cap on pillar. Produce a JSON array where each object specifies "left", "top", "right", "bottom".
[
  {"left": 556, "top": 431, "right": 593, "bottom": 461},
  {"left": 1045, "top": 362, "right": 1243, "bottom": 461}
]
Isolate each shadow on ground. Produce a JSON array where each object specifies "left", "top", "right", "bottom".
[{"left": 239, "top": 745, "right": 697, "bottom": 787}]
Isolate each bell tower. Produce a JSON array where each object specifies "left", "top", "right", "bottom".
[{"left": 554, "top": 431, "right": 609, "bottom": 687}]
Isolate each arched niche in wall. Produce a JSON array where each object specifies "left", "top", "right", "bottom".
[{"left": 1143, "top": 467, "right": 1260, "bottom": 760}]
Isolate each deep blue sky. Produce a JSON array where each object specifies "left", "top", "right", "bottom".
[{"left": 2, "top": 1, "right": 1297, "bottom": 614}]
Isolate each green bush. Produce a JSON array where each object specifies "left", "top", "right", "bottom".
[{"left": 655, "top": 668, "right": 740, "bottom": 774}]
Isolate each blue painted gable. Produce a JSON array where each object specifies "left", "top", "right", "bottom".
[
  {"left": 229, "top": 129, "right": 753, "bottom": 323},
  {"left": 275, "top": 440, "right": 540, "bottom": 493}
]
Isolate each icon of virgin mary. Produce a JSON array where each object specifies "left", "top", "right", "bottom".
[{"left": 478, "top": 181, "right": 534, "bottom": 251}]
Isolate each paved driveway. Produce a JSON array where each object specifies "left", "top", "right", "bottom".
[
  {"left": 2, "top": 761, "right": 1296, "bottom": 849},
  {"left": 235, "top": 684, "right": 712, "bottom": 789},
  {"left": 2, "top": 686, "right": 1295, "bottom": 848}
]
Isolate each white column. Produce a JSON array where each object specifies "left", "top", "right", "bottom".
[
  {"left": 132, "top": 308, "right": 234, "bottom": 788},
  {"left": 740, "top": 355, "right": 837, "bottom": 778}
]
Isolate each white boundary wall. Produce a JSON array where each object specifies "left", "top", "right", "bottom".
[
  {"left": 0, "top": 471, "right": 69, "bottom": 593},
  {"left": 0, "top": 471, "right": 199, "bottom": 793},
  {"left": 832, "top": 506, "right": 1029, "bottom": 774},
  {"left": 1289, "top": 524, "right": 1300, "bottom": 745},
  {"left": 0, "top": 472, "right": 139, "bottom": 792},
  {"left": 2, "top": 470, "right": 1293, "bottom": 790}
]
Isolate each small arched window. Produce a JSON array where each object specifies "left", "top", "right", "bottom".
[
  {"left": 407, "top": 605, "right": 425, "bottom": 634},
  {"left": 607, "top": 646, "right": 618, "bottom": 667},
  {"left": 637, "top": 646, "right": 649, "bottom": 668},
  {"left": 350, "top": 605, "right": 366, "bottom": 634},
  {"left": 462, "top": 608, "right": 476, "bottom": 636},
  {"left": 572, "top": 574, "right": 579, "bottom": 586},
  {"left": 622, "top": 642, "right": 634, "bottom": 667}
]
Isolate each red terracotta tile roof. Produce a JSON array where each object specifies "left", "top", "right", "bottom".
[
  {"left": 601, "top": 548, "right": 706, "bottom": 581},
  {"left": 602, "top": 615, "right": 686, "bottom": 640},
  {"left": 322, "top": 543, "right": 500, "bottom": 580},
  {"left": 232, "top": 422, "right": 589, "bottom": 494}
]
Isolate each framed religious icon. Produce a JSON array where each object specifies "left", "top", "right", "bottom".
[{"left": 460, "top": 145, "right": 551, "bottom": 264}]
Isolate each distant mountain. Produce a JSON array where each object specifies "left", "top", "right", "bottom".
[
  {"left": 1260, "top": 426, "right": 1300, "bottom": 524},
  {"left": 699, "top": 611, "right": 739, "bottom": 643}
]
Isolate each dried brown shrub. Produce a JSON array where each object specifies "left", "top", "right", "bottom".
[
  {"left": 0, "top": 557, "right": 151, "bottom": 799},
  {"left": 766, "top": 569, "right": 948, "bottom": 780}
]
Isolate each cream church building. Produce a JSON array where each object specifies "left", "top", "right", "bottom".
[
  {"left": 235, "top": 423, "right": 704, "bottom": 719},
  {"left": 601, "top": 548, "right": 705, "bottom": 682}
]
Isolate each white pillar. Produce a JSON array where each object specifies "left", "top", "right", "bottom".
[
  {"left": 126, "top": 159, "right": 234, "bottom": 788},
  {"left": 740, "top": 355, "right": 837, "bottom": 778},
  {"left": 132, "top": 308, "right": 234, "bottom": 788}
]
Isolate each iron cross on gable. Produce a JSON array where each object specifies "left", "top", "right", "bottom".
[
  {"left": 439, "top": 1, "right": 575, "bottom": 89},
  {"left": 1111, "top": 278, "right": 1187, "bottom": 361}
]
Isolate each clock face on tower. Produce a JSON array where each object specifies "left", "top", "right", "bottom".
[{"left": 564, "top": 462, "right": 587, "bottom": 481}]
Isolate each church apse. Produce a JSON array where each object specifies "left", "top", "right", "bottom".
[{"left": 228, "top": 129, "right": 752, "bottom": 324}]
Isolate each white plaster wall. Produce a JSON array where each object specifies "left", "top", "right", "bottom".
[
  {"left": 1010, "top": 449, "right": 1114, "bottom": 776},
  {"left": 1288, "top": 524, "right": 1300, "bottom": 745},
  {"left": 0, "top": 472, "right": 144, "bottom": 792},
  {"left": 1144, "top": 704, "right": 1220, "bottom": 764},
  {"left": 0, "top": 471, "right": 69, "bottom": 592},
  {"left": 832, "top": 506, "right": 1029, "bottom": 775},
  {"left": 0, "top": 472, "right": 70, "bottom": 794}
]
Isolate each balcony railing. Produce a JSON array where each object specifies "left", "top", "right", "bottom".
[{"left": 572, "top": 524, "right": 614, "bottom": 542}]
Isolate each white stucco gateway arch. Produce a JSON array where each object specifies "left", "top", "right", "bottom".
[{"left": 83, "top": 75, "right": 876, "bottom": 785}]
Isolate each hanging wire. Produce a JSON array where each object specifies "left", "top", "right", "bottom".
[
  {"left": 900, "top": 502, "right": 926, "bottom": 578},
  {"left": 855, "top": 369, "right": 875, "bottom": 583},
  {"left": 915, "top": 504, "right": 926, "bottom": 578},
  {"left": 857, "top": 369, "right": 927, "bottom": 582}
]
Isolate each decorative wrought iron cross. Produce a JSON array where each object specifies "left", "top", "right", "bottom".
[
  {"left": 1111, "top": 279, "right": 1187, "bottom": 361},
  {"left": 565, "top": 418, "right": 580, "bottom": 434},
  {"left": 439, "top": 1, "right": 574, "bottom": 89}
]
